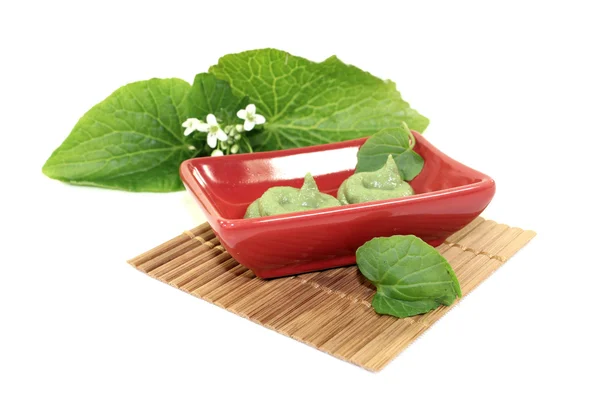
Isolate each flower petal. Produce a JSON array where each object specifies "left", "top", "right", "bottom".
[
  {"left": 254, "top": 114, "right": 266, "bottom": 125},
  {"left": 244, "top": 120, "right": 255, "bottom": 131},
  {"left": 196, "top": 122, "right": 209, "bottom": 132},
  {"left": 246, "top": 104, "right": 256, "bottom": 115},
  {"left": 183, "top": 126, "right": 195, "bottom": 136},
  {"left": 207, "top": 133, "right": 217, "bottom": 148},
  {"left": 182, "top": 118, "right": 194, "bottom": 128},
  {"left": 236, "top": 109, "right": 247, "bottom": 119},
  {"left": 216, "top": 129, "right": 228, "bottom": 142},
  {"left": 211, "top": 149, "right": 224, "bottom": 157},
  {"left": 206, "top": 114, "right": 217, "bottom": 126}
]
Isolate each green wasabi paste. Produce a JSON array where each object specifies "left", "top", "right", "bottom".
[
  {"left": 244, "top": 173, "right": 341, "bottom": 218},
  {"left": 338, "top": 154, "right": 414, "bottom": 205}
]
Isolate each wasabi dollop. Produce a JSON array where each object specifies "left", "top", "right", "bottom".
[
  {"left": 337, "top": 154, "right": 414, "bottom": 205},
  {"left": 244, "top": 173, "right": 341, "bottom": 218}
]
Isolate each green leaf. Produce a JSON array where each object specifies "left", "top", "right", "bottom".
[
  {"left": 356, "top": 235, "right": 462, "bottom": 318},
  {"left": 355, "top": 122, "right": 424, "bottom": 180},
  {"left": 209, "top": 49, "right": 429, "bottom": 152},
  {"left": 186, "top": 73, "right": 246, "bottom": 127},
  {"left": 42, "top": 78, "right": 195, "bottom": 192}
]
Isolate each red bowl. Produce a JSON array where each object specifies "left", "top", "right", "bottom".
[{"left": 180, "top": 132, "right": 495, "bottom": 279}]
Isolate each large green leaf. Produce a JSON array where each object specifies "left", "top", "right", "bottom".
[
  {"left": 186, "top": 73, "right": 246, "bottom": 127},
  {"left": 42, "top": 78, "right": 195, "bottom": 192},
  {"left": 356, "top": 235, "right": 462, "bottom": 318},
  {"left": 209, "top": 49, "right": 429, "bottom": 152}
]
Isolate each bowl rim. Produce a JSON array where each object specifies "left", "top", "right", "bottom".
[{"left": 180, "top": 132, "right": 495, "bottom": 228}]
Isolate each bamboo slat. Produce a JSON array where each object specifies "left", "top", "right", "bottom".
[{"left": 127, "top": 217, "right": 535, "bottom": 371}]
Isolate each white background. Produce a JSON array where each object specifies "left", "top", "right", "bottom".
[{"left": 1, "top": 1, "right": 599, "bottom": 399}]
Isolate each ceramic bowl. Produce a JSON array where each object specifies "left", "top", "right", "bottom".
[{"left": 180, "top": 132, "right": 495, "bottom": 278}]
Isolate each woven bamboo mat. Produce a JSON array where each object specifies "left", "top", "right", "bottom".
[{"left": 128, "top": 217, "right": 535, "bottom": 371}]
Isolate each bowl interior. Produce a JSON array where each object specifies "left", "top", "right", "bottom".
[{"left": 184, "top": 135, "right": 485, "bottom": 220}]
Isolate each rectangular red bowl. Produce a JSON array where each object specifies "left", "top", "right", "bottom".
[{"left": 180, "top": 132, "right": 495, "bottom": 279}]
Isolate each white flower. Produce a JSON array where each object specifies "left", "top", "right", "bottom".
[
  {"left": 237, "top": 104, "right": 266, "bottom": 131},
  {"left": 204, "top": 114, "right": 228, "bottom": 148},
  {"left": 211, "top": 149, "right": 224, "bottom": 157},
  {"left": 182, "top": 118, "right": 206, "bottom": 136},
  {"left": 235, "top": 124, "right": 244, "bottom": 133},
  {"left": 230, "top": 144, "right": 240, "bottom": 154}
]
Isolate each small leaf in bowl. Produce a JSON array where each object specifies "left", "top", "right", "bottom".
[{"left": 355, "top": 122, "right": 424, "bottom": 180}]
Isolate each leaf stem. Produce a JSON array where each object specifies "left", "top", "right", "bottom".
[
  {"left": 406, "top": 128, "right": 416, "bottom": 151},
  {"left": 241, "top": 135, "right": 254, "bottom": 153}
]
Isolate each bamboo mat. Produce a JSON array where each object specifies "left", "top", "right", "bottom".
[{"left": 128, "top": 217, "right": 535, "bottom": 371}]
